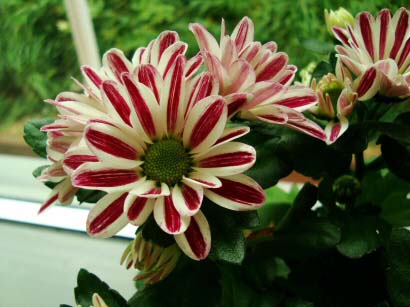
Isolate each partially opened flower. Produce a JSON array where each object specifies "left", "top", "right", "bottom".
[
  {"left": 311, "top": 73, "right": 358, "bottom": 143},
  {"left": 70, "top": 46, "right": 265, "bottom": 260},
  {"left": 190, "top": 17, "right": 327, "bottom": 141},
  {"left": 324, "top": 7, "right": 355, "bottom": 34},
  {"left": 333, "top": 7, "right": 410, "bottom": 98}
]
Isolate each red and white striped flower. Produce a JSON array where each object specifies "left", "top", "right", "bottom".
[
  {"left": 69, "top": 45, "right": 265, "bottom": 260},
  {"left": 333, "top": 8, "right": 410, "bottom": 98},
  {"left": 189, "top": 17, "right": 327, "bottom": 141}
]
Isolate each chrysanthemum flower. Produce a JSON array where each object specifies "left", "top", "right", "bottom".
[
  {"left": 333, "top": 7, "right": 410, "bottom": 98},
  {"left": 189, "top": 17, "right": 327, "bottom": 141},
  {"left": 67, "top": 38, "right": 265, "bottom": 260}
]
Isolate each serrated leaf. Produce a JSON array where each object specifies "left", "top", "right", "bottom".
[
  {"left": 386, "top": 228, "right": 410, "bottom": 306},
  {"left": 23, "top": 118, "right": 54, "bottom": 158},
  {"left": 75, "top": 269, "right": 128, "bottom": 307}
]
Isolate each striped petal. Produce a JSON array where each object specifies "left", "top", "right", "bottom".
[
  {"left": 231, "top": 16, "right": 254, "bottom": 51},
  {"left": 134, "top": 64, "right": 163, "bottom": 103},
  {"left": 389, "top": 8, "right": 409, "bottom": 60},
  {"left": 205, "top": 174, "right": 265, "bottom": 211},
  {"left": 124, "top": 194, "right": 155, "bottom": 225},
  {"left": 247, "top": 104, "right": 288, "bottom": 124},
  {"left": 85, "top": 121, "right": 141, "bottom": 165},
  {"left": 72, "top": 162, "right": 141, "bottom": 192},
  {"left": 183, "top": 96, "right": 227, "bottom": 153},
  {"left": 172, "top": 183, "right": 203, "bottom": 216},
  {"left": 149, "top": 31, "right": 180, "bottom": 66},
  {"left": 375, "top": 9, "right": 391, "bottom": 60},
  {"left": 158, "top": 41, "right": 188, "bottom": 78},
  {"left": 214, "top": 126, "right": 250, "bottom": 146},
  {"left": 189, "top": 23, "right": 221, "bottom": 58},
  {"left": 325, "top": 117, "right": 349, "bottom": 145},
  {"left": 101, "top": 80, "right": 132, "bottom": 126},
  {"left": 195, "top": 142, "right": 256, "bottom": 176},
  {"left": 103, "top": 48, "right": 131, "bottom": 83},
  {"left": 64, "top": 151, "right": 98, "bottom": 172},
  {"left": 255, "top": 52, "right": 288, "bottom": 82},
  {"left": 185, "top": 53, "right": 204, "bottom": 78},
  {"left": 284, "top": 108, "right": 327, "bottom": 141},
  {"left": 86, "top": 192, "right": 129, "bottom": 238},
  {"left": 81, "top": 65, "right": 104, "bottom": 93},
  {"left": 353, "top": 66, "right": 380, "bottom": 100},
  {"left": 161, "top": 55, "right": 186, "bottom": 134},
  {"left": 183, "top": 170, "right": 222, "bottom": 188},
  {"left": 185, "top": 72, "right": 219, "bottom": 116},
  {"left": 273, "top": 85, "right": 318, "bottom": 112},
  {"left": 122, "top": 73, "right": 162, "bottom": 138},
  {"left": 225, "top": 92, "right": 252, "bottom": 117},
  {"left": 220, "top": 36, "right": 238, "bottom": 67},
  {"left": 226, "top": 60, "right": 256, "bottom": 93},
  {"left": 244, "top": 81, "right": 286, "bottom": 109},
  {"left": 174, "top": 210, "right": 211, "bottom": 260},
  {"left": 154, "top": 195, "right": 190, "bottom": 234},
  {"left": 204, "top": 53, "right": 229, "bottom": 91}
]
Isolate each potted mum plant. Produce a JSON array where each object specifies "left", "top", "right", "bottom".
[{"left": 23, "top": 7, "right": 410, "bottom": 307}]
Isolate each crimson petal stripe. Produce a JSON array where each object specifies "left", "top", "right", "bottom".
[
  {"left": 390, "top": 9, "right": 409, "bottom": 59},
  {"left": 74, "top": 169, "right": 139, "bottom": 187},
  {"left": 164, "top": 195, "right": 182, "bottom": 233},
  {"left": 64, "top": 154, "right": 98, "bottom": 170},
  {"left": 183, "top": 216, "right": 206, "bottom": 258},
  {"left": 199, "top": 152, "right": 254, "bottom": 168},
  {"left": 167, "top": 56, "right": 185, "bottom": 132},
  {"left": 106, "top": 51, "right": 130, "bottom": 82},
  {"left": 127, "top": 197, "right": 149, "bottom": 220},
  {"left": 102, "top": 81, "right": 132, "bottom": 126},
  {"left": 210, "top": 177, "right": 265, "bottom": 205},
  {"left": 137, "top": 65, "right": 161, "bottom": 102}
]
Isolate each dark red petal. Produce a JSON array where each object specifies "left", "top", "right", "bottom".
[
  {"left": 102, "top": 81, "right": 132, "bottom": 126},
  {"left": 256, "top": 54, "right": 288, "bottom": 82},
  {"left": 164, "top": 196, "right": 181, "bottom": 233},
  {"left": 390, "top": 9, "right": 409, "bottom": 59},
  {"left": 189, "top": 98, "right": 225, "bottom": 148},
  {"left": 89, "top": 193, "right": 127, "bottom": 235},
  {"left": 184, "top": 217, "right": 207, "bottom": 259},
  {"left": 378, "top": 9, "right": 391, "bottom": 59},
  {"left": 86, "top": 127, "right": 137, "bottom": 160},
  {"left": 127, "top": 197, "right": 149, "bottom": 220},
  {"left": 200, "top": 152, "right": 254, "bottom": 168},
  {"left": 182, "top": 185, "right": 201, "bottom": 211},
  {"left": 167, "top": 56, "right": 185, "bottom": 132},
  {"left": 356, "top": 67, "right": 377, "bottom": 97},
  {"left": 211, "top": 177, "right": 265, "bottom": 205},
  {"left": 122, "top": 73, "right": 156, "bottom": 137},
  {"left": 74, "top": 169, "right": 139, "bottom": 187},
  {"left": 64, "top": 154, "right": 98, "bottom": 170},
  {"left": 137, "top": 65, "right": 161, "bottom": 102},
  {"left": 107, "top": 52, "right": 129, "bottom": 82},
  {"left": 359, "top": 13, "right": 375, "bottom": 60},
  {"left": 82, "top": 66, "right": 103, "bottom": 88}
]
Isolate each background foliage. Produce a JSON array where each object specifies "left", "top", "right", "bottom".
[{"left": 0, "top": 0, "right": 404, "bottom": 128}]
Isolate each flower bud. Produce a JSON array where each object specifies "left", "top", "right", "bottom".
[
  {"left": 325, "top": 7, "right": 355, "bottom": 34},
  {"left": 120, "top": 231, "right": 181, "bottom": 285},
  {"left": 332, "top": 175, "right": 361, "bottom": 205}
]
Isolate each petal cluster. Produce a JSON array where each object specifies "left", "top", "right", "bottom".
[
  {"left": 190, "top": 17, "right": 326, "bottom": 141},
  {"left": 333, "top": 8, "right": 410, "bottom": 98}
]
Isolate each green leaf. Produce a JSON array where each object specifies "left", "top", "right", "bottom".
[
  {"left": 128, "top": 259, "right": 220, "bottom": 307},
  {"left": 74, "top": 269, "right": 128, "bottom": 307},
  {"left": 202, "top": 201, "right": 258, "bottom": 264},
  {"left": 76, "top": 189, "right": 107, "bottom": 204},
  {"left": 336, "top": 215, "right": 386, "bottom": 259},
  {"left": 23, "top": 118, "right": 54, "bottom": 158},
  {"left": 380, "top": 192, "right": 410, "bottom": 227},
  {"left": 386, "top": 228, "right": 410, "bottom": 307},
  {"left": 270, "top": 216, "right": 341, "bottom": 259}
]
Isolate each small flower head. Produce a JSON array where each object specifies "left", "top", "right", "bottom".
[
  {"left": 121, "top": 231, "right": 181, "bottom": 285},
  {"left": 325, "top": 7, "right": 355, "bottom": 34},
  {"left": 333, "top": 8, "right": 410, "bottom": 98}
]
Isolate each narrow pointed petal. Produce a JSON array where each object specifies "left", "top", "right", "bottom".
[
  {"left": 149, "top": 31, "right": 179, "bottom": 65},
  {"left": 185, "top": 53, "right": 204, "bottom": 78},
  {"left": 87, "top": 193, "right": 129, "bottom": 238},
  {"left": 132, "top": 47, "right": 146, "bottom": 65},
  {"left": 183, "top": 96, "right": 227, "bottom": 153},
  {"left": 284, "top": 108, "right": 327, "bottom": 141},
  {"left": 244, "top": 81, "right": 285, "bottom": 109},
  {"left": 183, "top": 171, "right": 222, "bottom": 188},
  {"left": 185, "top": 72, "right": 218, "bottom": 116},
  {"left": 103, "top": 48, "right": 131, "bottom": 82},
  {"left": 125, "top": 194, "right": 155, "bottom": 225},
  {"left": 205, "top": 174, "right": 265, "bottom": 211},
  {"left": 122, "top": 72, "right": 161, "bottom": 138},
  {"left": 376, "top": 9, "right": 391, "bottom": 59},
  {"left": 231, "top": 16, "right": 254, "bottom": 51},
  {"left": 172, "top": 184, "right": 203, "bottom": 216},
  {"left": 72, "top": 162, "right": 141, "bottom": 192},
  {"left": 161, "top": 55, "right": 186, "bottom": 134},
  {"left": 214, "top": 126, "right": 250, "bottom": 146},
  {"left": 134, "top": 64, "right": 163, "bottom": 103},
  {"left": 85, "top": 121, "right": 141, "bottom": 162},
  {"left": 220, "top": 36, "right": 238, "bottom": 67},
  {"left": 195, "top": 142, "right": 256, "bottom": 176},
  {"left": 203, "top": 53, "right": 229, "bottom": 91},
  {"left": 353, "top": 66, "right": 380, "bottom": 100},
  {"left": 81, "top": 65, "right": 104, "bottom": 91},
  {"left": 189, "top": 23, "right": 221, "bottom": 58},
  {"left": 64, "top": 153, "right": 98, "bottom": 171},
  {"left": 174, "top": 211, "right": 211, "bottom": 260},
  {"left": 247, "top": 104, "right": 288, "bottom": 124},
  {"left": 389, "top": 8, "right": 409, "bottom": 60},
  {"left": 101, "top": 80, "right": 132, "bottom": 126},
  {"left": 225, "top": 92, "right": 252, "bottom": 117},
  {"left": 154, "top": 195, "right": 190, "bottom": 234},
  {"left": 158, "top": 41, "right": 188, "bottom": 78},
  {"left": 358, "top": 12, "right": 376, "bottom": 61},
  {"left": 273, "top": 85, "right": 319, "bottom": 112}
]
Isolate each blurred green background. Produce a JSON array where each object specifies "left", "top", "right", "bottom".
[{"left": 0, "top": 0, "right": 405, "bottom": 131}]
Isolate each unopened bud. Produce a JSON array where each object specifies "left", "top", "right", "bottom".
[
  {"left": 325, "top": 7, "right": 355, "bottom": 34},
  {"left": 333, "top": 175, "right": 361, "bottom": 205}
]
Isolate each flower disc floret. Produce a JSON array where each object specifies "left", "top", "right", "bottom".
[{"left": 142, "top": 138, "right": 192, "bottom": 186}]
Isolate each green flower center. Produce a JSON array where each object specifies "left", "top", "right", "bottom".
[
  {"left": 323, "top": 81, "right": 344, "bottom": 107},
  {"left": 142, "top": 138, "right": 192, "bottom": 186}
]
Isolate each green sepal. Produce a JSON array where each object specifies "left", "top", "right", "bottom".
[{"left": 23, "top": 118, "right": 54, "bottom": 158}]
